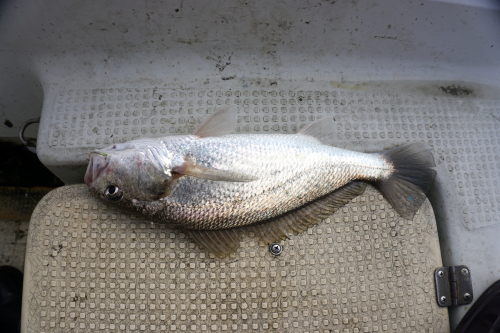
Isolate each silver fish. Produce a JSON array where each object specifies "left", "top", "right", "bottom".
[{"left": 85, "top": 105, "right": 436, "bottom": 256}]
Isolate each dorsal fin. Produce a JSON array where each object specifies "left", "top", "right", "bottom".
[
  {"left": 192, "top": 105, "right": 237, "bottom": 138},
  {"left": 298, "top": 116, "right": 336, "bottom": 144}
]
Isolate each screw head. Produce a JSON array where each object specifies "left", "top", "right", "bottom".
[
  {"left": 269, "top": 243, "right": 283, "bottom": 256},
  {"left": 463, "top": 293, "right": 471, "bottom": 301},
  {"left": 437, "top": 270, "right": 444, "bottom": 278},
  {"left": 461, "top": 268, "right": 469, "bottom": 276},
  {"left": 440, "top": 296, "right": 447, "bottom": 303}
]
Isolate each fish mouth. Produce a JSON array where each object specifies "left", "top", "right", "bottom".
[{"left": 84, "top": 153, "right": 109, "bottom": 186}]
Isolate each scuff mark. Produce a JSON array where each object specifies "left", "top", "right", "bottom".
[
  {"left": 177, "top": 38, "right": 200, "bottom": 45},
  {"left": 440, "top": 85, "right": 472, "bottom": 96},
  {"left": 373, "top": 36, "right": 398, "bottom": 40},
  {"left": 329, "top": 81, "right": 365, "bottom": 90},
  {"left": 207, "top": 53, "right": 232, "bottom": 72},
  {"left": 49, "top": 244, "right": 63, "bottom": 258}
]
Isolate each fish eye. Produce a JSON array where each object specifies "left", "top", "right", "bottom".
[{"left": 104, "top": 185, "right": 123, "bottom": 202}]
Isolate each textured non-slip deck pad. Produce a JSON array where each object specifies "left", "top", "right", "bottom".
[
  {"left": 40, "top": 83, "right": 500, "bottom": 230},
  {"left": 22, "top": 184, "right": 449, "bottom": 332}
]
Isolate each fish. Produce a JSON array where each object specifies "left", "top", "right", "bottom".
[{"left": 85, "top": 105, "right": 437, "bottom": 256}]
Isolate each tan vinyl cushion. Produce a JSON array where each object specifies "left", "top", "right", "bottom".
[{"left": 22, "top": 184, "right": 448, "bottom": 333}]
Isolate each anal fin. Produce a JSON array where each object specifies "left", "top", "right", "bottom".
[
  {"left": 189, "top": 228, "right": 243, "bottom": 257},
  {"left": 251, "top": 181, "right": 367, "bottom": 245},
  {"left": 188, "top": 182, "right": 367, "bottom": 257}
]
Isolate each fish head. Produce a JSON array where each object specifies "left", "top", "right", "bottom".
[{"left": 85, "top": 143, "right": 176, "bottom": 205}]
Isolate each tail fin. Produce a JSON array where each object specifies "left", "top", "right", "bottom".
[{"left": 376, "top": 142, "right": 437, "bottom": 220}]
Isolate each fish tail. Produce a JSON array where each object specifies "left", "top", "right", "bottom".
[{"left": 375, "top": 142, "right": 437, "bottom": 220}]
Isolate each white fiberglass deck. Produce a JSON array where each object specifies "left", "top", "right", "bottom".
[{"left": 1, "top": 0, "right": 499, "bottom": 330}]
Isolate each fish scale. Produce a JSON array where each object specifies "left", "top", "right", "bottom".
[
  {"left": 147, "top": 135, "right": 381, "bottom": 229},
  {"left": 85, "top": 105, "right": 436, "bottom": 256}
]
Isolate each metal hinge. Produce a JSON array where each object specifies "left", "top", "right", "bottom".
[{"left": 434, "top": 265, "right": 473, "bottom": 307}]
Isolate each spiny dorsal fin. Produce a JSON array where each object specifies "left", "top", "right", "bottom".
[
  {"left": 251, "top": 181, "right": 367, "bottom": 244},
  {"left": 192, "top": 105, "right": 237, "bottom": 138},
  {"left": 172, "top": 157, "right": 257, "bottom": 182},
  {"left": 189, "top": 229, "right": 243, "bottom": 257},
  {"left": 298, "top": 116, "right": 336, "bottom": 144}
]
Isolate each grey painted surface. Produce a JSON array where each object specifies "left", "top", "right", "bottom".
[
  {"left": 0, "top": 220, "right": 29, "bottom": 272},
  {"left": 1, "top": 0, "right": 500, "bottom": 138}
]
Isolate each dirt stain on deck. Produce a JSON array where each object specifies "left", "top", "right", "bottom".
[{"left": 439, "top": 85, "right": 473, "bottom": 97}]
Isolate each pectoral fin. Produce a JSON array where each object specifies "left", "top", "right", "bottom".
[{"left": 172, "top": 158, "right": 257, "bottom": 182}]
